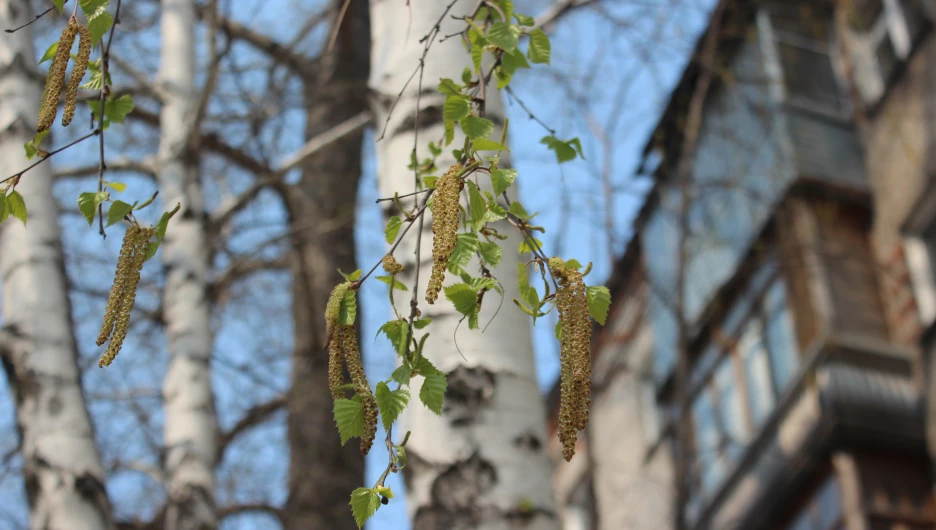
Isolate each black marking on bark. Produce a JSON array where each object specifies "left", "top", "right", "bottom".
[
  {"left": 444, "top": 366, "right": 495, "bottom": 426},
  {"left": 512, "top": 432, "right": 542, "bottom": 452}
]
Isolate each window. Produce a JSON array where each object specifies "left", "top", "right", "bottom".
[
  {"left": 689, "top": 272, "right": 801, "bottom": 499},
  {"left": 765, "top": 3, "right": 848, "bottom": 115},
  {"left": 844, "top": 0, "right": 933, "bottom": 104}
]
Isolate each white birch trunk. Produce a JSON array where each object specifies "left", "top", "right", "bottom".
[
  {"left": 157, "top": 1, "right": 218, "bottom": 528},
  {"left": 0, "top": 1, "right": 113, "bottom": 528},
  {"left": 369, "top": 2, "right": 560, "bottom": 528}
]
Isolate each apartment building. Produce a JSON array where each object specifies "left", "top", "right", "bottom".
[{"left": 548, "top": 1, "right": 936, "bottom": 529}]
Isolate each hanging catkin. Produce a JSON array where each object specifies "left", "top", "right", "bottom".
[
  {"left": 62, "top": 24, "right": 91, "bottom": 127},
  {"left": 550, "top": 258, "right": 592, "bottom": 462},
  {"left": 98, "top": 227, "right": 154, "bottom": 368},
  {"left": 37, "top": 18, "right": 79, "bottom": 132},
  {"left": 426, "top": 163, "right": 463, "bottom": 304}
]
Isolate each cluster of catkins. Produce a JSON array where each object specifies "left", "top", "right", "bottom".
[
  {"left": 326, "top": 282, "right": 378, "bottom": 455},
  {"left": 97, "top": 226, "right": 154, "bottom": 368},
  {"left": 382, "top": 254, "right": 404, "bottom": 275},
  {"left": 38, "top": 17, "right": 91, "bottom": 132},
  {"left": 426, "top": 163, "right": 463, "bottom": 304},
  {"left": 549, "top": 258, "right": 592, "bottom": 462}
]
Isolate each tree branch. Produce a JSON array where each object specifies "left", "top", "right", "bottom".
[
  {"left": 54, "top": 156, "right": 157, "bottom": 181},
  {"left": 534, "top": 0, "right": 598, "bottom": 30},
  {"left": 203, "top": 7, "right": 320, "bottom": 76},
  {"left": 217, "top": 395, "right": 286, "bottom": 460}
]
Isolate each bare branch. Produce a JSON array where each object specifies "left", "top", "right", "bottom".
[
  {"left": 217, "top": 395, "right": 287, "bottom": 460},
  {"left": 535, "top": 0, "right": 598, "bottom": 30},
  {"left": 54, "top": 156, "right": 157, "bottom": 181},
  {"left": 205, "top": 8, "right": 320, "bottom": 76}
]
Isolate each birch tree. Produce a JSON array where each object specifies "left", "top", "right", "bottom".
[
  {"left": 0, "top": 1, "right": 113, "bottom": 528},
  {"left": 157, "top": 0, "right": 219, "bottom": 528}
]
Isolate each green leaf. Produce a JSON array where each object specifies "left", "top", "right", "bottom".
[
  {"left": 153, "top": 203, "right": 180, "bottom": 242},
  {"left": 334, "top": 398, "right": 365, "bottom": 445},
  {"left": 527, "top": 28, "right": 551, "bottom": 64},
  {"left": 446, "top": 232, "right": 479, "bottom": 273},
  {"left": 79, "top": 0, "right": 108, "bottom": 17},
  {"left": 375, "top": 486, "right": 394, "bottom": 500},
  {"left": 461, "top": 67, "right": 473, "bottom": 84},
  {"left": 384, "top": 216, "right": 403, "bottom": 244},
  {"left": 339, "top": 269, "right": 362, "bottom": 282},
  {"left": 102, "top": 180, "right": 127, "bottom": 192},
  {"left": 514, "top": 13, "right": 535, "bottom": 25},
  {"left": 423, "top": 176, "right": 438, "bottom": 189},
  {"left": 77, "top": 191, "right": 107, "bottom": 227},
  {"left": 88, "top": 10, "right": 113, "bottom": 46},
  {"left": 339, "top": 290, "right": 357, "bottom": 326},
  {"left": 516, "top": 263, "right": 540, "bottom": 312},
  {"left": 487, "top": 22, "right": 519, "bottom": 51},
  {"left": 466, "top": 181, "right": 487, "bottom": 231},
  {"left": 105, "top": 93, "right": 133, "bottom": 124},
  {"left": 144, "top": 242, "right": 160, "bottom": 261},
  {"left": 376, "top": 275, "right": 409, "bottom": 292},
  {"left": 483, "top": 196, "right": 508, "bottom": 223},
  {"left": 414, "top": 318, "right": 432, "bottom": 330},
  {"left": 444, "top": 283, "right": 478, "bottom": 317},
  {"left": 479, "top": 242, "right": 502, "bottom": 267},
  {"left": 51, "top": 0, "right": 66, "bottom": 13},
  {"left": 495, "top": 65, "right": 513, "bottom": 89},
  {"left": 391, "top": 362, "right": 412, "bottom": 386},
  {"left": 6, "top": 192, "right": 26, "bottom": 226},
  {"left": 394, "top": 445, "right": 408, "bottom": 469},
  {"left": 376, "top": 382, "right": 410, "bottom": 432},
  {"left": 501, "top": 48, "right": 530, "bottom": 75},
  {"left": 0, "top": 195, "right": 8, "bottom": 224},
  {"left": 586, "top": 285, "right": 612, "bottom": 326},
  {"left": 468, "top": 306, "right": 480, "bottom": 329},
  {"left": 519, "top": 237, "right": 544, "bottom": 254},
  {"left": 541, "top": 135, "right": 584, "bottom": 163},
  {"left": 565, "top": 259, "right": 583, "bottom": 271},
  {"left": 106, "top": 200, "right": 133, "bottom": 227},
  {"left": 349, "top": 488, "right": 380, "bottom": 529},
  {"left": 438, "top": 78, "right": 463, "bottom": 95},
  {"left": 379, "top": 320, "right": 409, "bottom": 356},
  {"left": 461, "top": 116, "right": 494, "bottom": 140},
  {"left": 39, "top": 42, "right": 59, "bottom": 64},
  {"left": 419, "top": 371, "right": 447, "bottom": 415},
  {"left": 23, "top": 142, "right": 36, "bottom": 160},
  {"left": 415, "top": 356, "right": 440, "bottom": 376},
  {"left": 490, "top": 168, "right": 517, "bottom": 196},
  {"left": 472, "top": 138, "right": 509, "bottom": 152},
  {"left": 443, "top": 95, "right": 471, "bottom": 124},
  {"left": 508, "top": 200, "right": 534, "bottom": 220}
]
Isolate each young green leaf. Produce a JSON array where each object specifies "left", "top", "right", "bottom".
[
  {"left": 103, "top": 180, "right": 127, "bottom": 192},
  {"left": 385, "top": 216, "right": 402, "bottom": 244},
  {"left": 446, "top": 232, "right": 480, "bottom": 273},
  {"left": 0, "top": 195, "right": 7, "bottom": 224},
  {"left": 349, "top": 488, "right": 381, "bottom": 529},
  {"left": 39, "top": 42, "right": 59, "bottom": 64},
  {"left": 77, "top": 191, "right": 107, "bottom": 227},
  {"left": 339, "top": 290, "right": 357, "bottom": 325},
  {"left": 339, "top": 269, "right": 363, "bottom": 282},
  {"left": 516, "top": 263, "right": 540, "bottom": 312},
  {"left": 379, "top": 320, "right": 409, "bottom": 356},
  {"left": 376, "top": 275, "right": 409, "bottom": 292},
  {"left": 501, "top": 48, "right": 530, "bottom": 75},
  {"left": 540, "top": 135, "right": 584, "bottom": 163},
  {"left": 461, "top": 116, "right": 494, "bottom": 140},
  {"left": 508, "top": 201, "right": 536, "bottom": 220},
  {"left": 514, "top": 13, "right": 535, "bottom": 25},
  {"left": 586, "top": 285, "right": 612, "bottom": 325},
  {"left": 487, "top": 22, "right": 520, "bottom": 52},
  {"left": 479, "top": 242, "right": 502, "bottom": 267},
  {"left": 472, "top": 138, "right": 510, "bottom": 152},
  {"left": 88, "top": 10, "right": 114, "bottom": 46},
  {"left": 106, "top": 200, "right": 134, "bottom": 227},
  {"left": 489, "top": 168, "right": 517, "bottom": 196},
  {"left": 565, "top": 259, "right": 583, "bottom": 271},
  {"left": 376, "top": 382, "right": 410, "bottom": 432},
  {"left": 419, "top": 371, "right": 447, "bottom": 415},
  {"left": 444, "top": 283, "right": 478, "bottom": 317},
  {"left": 334, "top": 398, "right": 365, "bottom": 445},
  {"left": 391, "top": 362, "right": 412, "bottom": 386},
  {"left": 413, "top": 318, "right": 432, "bottom": 330},
  {"left": 79, "top": 0, "right": 108, "bottom": 17},
  {"left": 438, "top": 78, "right": 463, "bottom": 95},
  {"left": 466, "top": 181, "right": 487, "bottom": 231},
  {"left": 443, "top": 95, "right": 471, "bottom": 123},
  {"left": 461, "top": 67, "right": 473, "bottom": 84},
  {"left": 519, "top": 237, "right": 544, "bottom": 254},
  {"left": 527, "top": 28, "right": 551, "bottom": 64},
  {"left": 6, "top": 192, "right": 26, "bottom": 226},
  {"left": 51, "top": 0, "right": 66, "bottom": 13}
]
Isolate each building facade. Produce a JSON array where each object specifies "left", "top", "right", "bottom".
[{"left": 549, "top": 1, "right": 936, "bottom": 529}]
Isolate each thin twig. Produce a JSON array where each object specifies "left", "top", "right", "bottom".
[
  {"left": 94, "top": 0, "right": 123, "bottom": 237},
  {"left": 375, "top": 188, "right": 432, "bottom": 204},
  {"left": 4, "top": 5, "right": 56, "bottom": 34},
  {"left": 0, "top": 130, "right": 100, "bottom": 186}
]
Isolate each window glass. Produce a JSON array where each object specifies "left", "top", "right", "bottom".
[
  {"left": 692, "top": 391, "right": 722, "bottom": 494},
  {"left": 764, "top": 281, "right": 799, "bottom": 391},
  {"left": 740, "top": 320, "right": 776, "bottom": 426},
  {"left": 713, "top": 357, "right": 747, "bottom": 450}
]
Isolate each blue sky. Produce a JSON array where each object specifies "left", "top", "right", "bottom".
[{"left": 0, "top": 1, "right": 712, "bottom": 529}]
